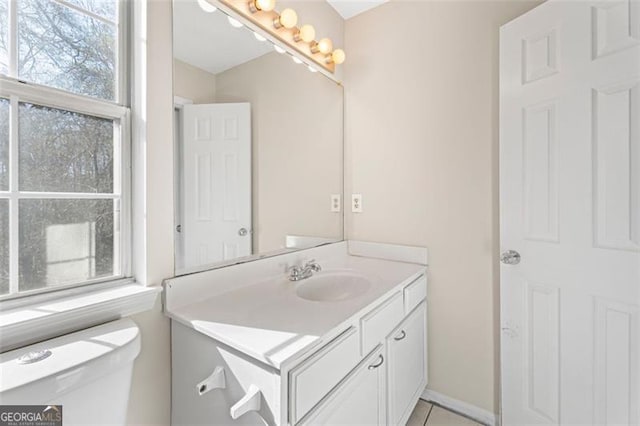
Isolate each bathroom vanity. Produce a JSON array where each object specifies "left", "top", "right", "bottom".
[{"left": 164, "top": 241, "right": 428, "bottom": 425}]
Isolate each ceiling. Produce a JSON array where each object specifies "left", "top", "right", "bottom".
[
  {"left": 173, "top": 0, "right": 273, "bottom": 75},
  {"left": 326, "top": 0, "right": 388, "bottom": 20}
]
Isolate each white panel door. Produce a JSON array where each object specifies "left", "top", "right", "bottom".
[
  {"left": 181, "top": 103, "right": 251, "bottom": 269},
  {"left": 500, "top": 1, "right": 640, "bottom": 424}
]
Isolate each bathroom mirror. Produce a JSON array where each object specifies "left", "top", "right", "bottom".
[{"left": 173, "top": 0, "right": 344, "bottom": 275}]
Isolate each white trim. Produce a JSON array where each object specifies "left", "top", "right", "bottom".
[
  {"left": 3, "top": 192, "right": 121, "bottom": 199},
  {"left": 131, "top": 0, "right": 147, "bottom": 285},
  {"left": 421, "top": 389, "right": 499, "bottom": 426},
  {"left": 8, "top": 96, "right": 18, "bottom": 295},
  {"left": 173, "top": 95, "right": 193, "bottom": 107},
  {"left": 0, "top": 283, "right": 160, "bottom": 352},
  {"left": 348, "top": 240, "right": 428, "bottom": 265},
  {"left": 52, "top": 0, "right": 118, "bottom": 25},
  {"left": 0, "top": 78, "right": 127, "bottom": 120}
]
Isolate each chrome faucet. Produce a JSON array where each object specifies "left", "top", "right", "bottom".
[{"left": 288, "top": 260, "right": 322, "bottom": 281}]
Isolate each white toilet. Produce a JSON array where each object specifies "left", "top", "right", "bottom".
[{"left": 0, "top": 318, "right": 141, "bottom": 426}]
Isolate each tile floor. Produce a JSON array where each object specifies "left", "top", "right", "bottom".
[{"left": 407, "top": 399, "right": 483, "bottom": 426}]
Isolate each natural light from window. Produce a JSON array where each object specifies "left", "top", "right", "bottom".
[{"left": 0, "top": 0, "right": 129, "bottom": 299}]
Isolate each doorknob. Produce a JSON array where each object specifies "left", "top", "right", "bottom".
[
  {"left": 500, "top": 250, "right": 521, "bottom": 265},
  {"left": 238, "top": 228, "right": 248, "bottom": 236}
]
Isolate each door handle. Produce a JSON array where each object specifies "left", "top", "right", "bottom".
[
  {"left": 238, "top": 228, "right": 248, "bottom": 236},
  {"left": 500, "top": 250, "right": 521, "bottom": 265}
]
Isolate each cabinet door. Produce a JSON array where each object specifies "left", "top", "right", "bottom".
[
  {"left": 300, "top": 346, "right": 386, "bottom": 426},
  {"left": 387, "top": 302, "right": 427, "bottom": 425}
]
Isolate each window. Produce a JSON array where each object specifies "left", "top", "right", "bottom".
[{"left": 0, "top": 0, "right": 129, "bottom": 298}]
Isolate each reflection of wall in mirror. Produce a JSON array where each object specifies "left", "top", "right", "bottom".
[
  {"left": 174, "top": 52, "right": 343, "bottom": 255},
  {"left": 174, "top": 60, "right": 216, "bottom": 104}
]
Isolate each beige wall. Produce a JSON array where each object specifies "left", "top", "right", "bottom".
[
  {"left": 173, "top": 59, "right": 216, "bottom": 104},
  {"left": 127, "top": 0, "right": 173, "bottom": 424},
  {"left": 216, "top": 52, "right": 343, "bottom": 252},
  {"left": 344, "top": 0, "right": 540, "bottom": 413}
]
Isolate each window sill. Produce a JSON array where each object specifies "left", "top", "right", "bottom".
[{"left": 0, "top": 282, "right": 161, "bottom": 352}]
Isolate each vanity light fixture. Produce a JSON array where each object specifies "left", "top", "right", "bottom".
[
  {"left": 326, "top": 48, "right": 346, "bottom": 65},
  {"left": 293, "top": 24, "right": 315, "bottom": 43},
  {"left": 248, "top": 0, "right": 275, "bottom": 13},
  {"left": 307, "top": 65, "right": 317, "bottom": 73},
  {"left": 207, "top": 0, "right": 346, "bottom": 74},
  {"left": 227, "top": 16, "right": 244, "bottom": 27},
  {"left": 311, "top": 37, "right": 332, "bottom": 54},
  {"left": 197, "top": 0, "right": 217, "bottom": 13},
  {"left": 292, "top": 56, "right": 303, "bottom": 64},
  {"left": 274, "top": 8, "right": 297, "bottom": 29}
]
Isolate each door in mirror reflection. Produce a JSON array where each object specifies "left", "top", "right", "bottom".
[{"left": 177, "top": 103, "right": 252, "bottom": 270}]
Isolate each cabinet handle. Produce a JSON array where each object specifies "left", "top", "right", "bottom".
[
  {"left": 229, "top": 384, "right": 261, "bottom": 420},
  {"left": 394, "top": 330, "right": 406, "bottom": 341},
  {"left": 368, "top": 354, "right": 384, "bottom": 370},
  {"left": 196, "top": 366, "right": 226, "bottom": 395}
]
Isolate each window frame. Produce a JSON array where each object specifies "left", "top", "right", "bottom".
[{"left": 0, "top": 0, "right": 132, "bottom": 300}]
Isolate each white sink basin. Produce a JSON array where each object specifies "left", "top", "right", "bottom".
[{"left": 295, "top": 272, "right": 371, "bottom": 302}]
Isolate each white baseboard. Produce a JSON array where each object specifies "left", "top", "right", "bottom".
[{"left": 421, "top": 389, "right": 499, "bottom": 426}]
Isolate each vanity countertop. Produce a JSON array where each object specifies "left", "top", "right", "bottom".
[{"left": 165, "top": 255, "right": 425, "bottom": 370}]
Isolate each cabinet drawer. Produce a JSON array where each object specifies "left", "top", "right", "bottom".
[
  {"left": 404, "top": 275, "right": 427, "bottom": 314},
  {"left": 289, "top": 327, "right": 360, "bottom": 424},
  {"left": 360, "top": 292, "right": 404, "bottom": 356}
]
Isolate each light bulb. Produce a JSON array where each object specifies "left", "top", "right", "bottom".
[
  {"left": 317, "top": 38, "right": 333, "bottom": 54},
  {"left": 308, "top": 65, "right": 317, "bottom": 73},
  {"left": 292, "top": 56, "right": 302, "bottom": 64},
  {"left": 331, "top": 49, "right": 346, "bottom": 65},
  {"left": 294, "top": 24, "right": 315, "bottom": 43},
  {"left": 252, "top": 0, "right": 275, "bottom": 12},
  {"left": 274, "top": 44, "right": 286, "bottom": 54},
  {"left": 197, "top": 0, "right": 217, "bottom": 13},
  {"left": 274, "top": 8, "right": 297, "bottom": 29},
  {"left": 254, "top": 32, "right": 267, "bottom": 42},
  {"left": 227, "top": 16, "right": 243, "bottom": 28}
]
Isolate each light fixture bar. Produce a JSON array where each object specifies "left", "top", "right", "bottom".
[{"left": 210, "top": 0, "right": 342, "bottom": 75}]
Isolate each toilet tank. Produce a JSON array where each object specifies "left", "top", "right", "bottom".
[{"left": 0, "top": 318, "right": 141, "bottom": 426}]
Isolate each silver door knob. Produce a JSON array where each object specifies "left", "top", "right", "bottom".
[
  {"left": 500, "top": 250, "right": 521, "bottom": 265},
  {"left": 238, "top": 228, "right": 248, "bottom": 236}
]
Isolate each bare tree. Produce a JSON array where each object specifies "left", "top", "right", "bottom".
[{"left": 0, "top": 0, "right": 118, "bottom": 294}]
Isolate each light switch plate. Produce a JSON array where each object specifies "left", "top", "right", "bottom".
[
  {"left": 331, "top": 194, "right": 341, "bottom": 212},
  {"left": 352, "top": 194, "right": 363, "bottom": 213}
]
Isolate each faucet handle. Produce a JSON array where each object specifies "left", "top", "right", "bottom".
[
  {"left": 288, "top": 264, "right": 302, "bottom": 273},
  {"left": 305, "top": 259, "right": 321, "bottom": 272}
]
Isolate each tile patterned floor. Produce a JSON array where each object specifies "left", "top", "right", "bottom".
[{"left": 407, "top": 399, "right": 483, "bottom": 426}]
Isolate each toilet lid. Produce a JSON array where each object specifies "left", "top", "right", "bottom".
[{"left": 0, "top": 318, "right": 140, "bottom": 399}]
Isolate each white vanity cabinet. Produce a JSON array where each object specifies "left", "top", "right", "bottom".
[
  {"left": 299, "top": 346, "right": 387, "bottom": 425},
  {"left": 169, "top": 263, "right": 428, "bottom": 426},
  {"left": 386, "top": 302, "right": 428, "bottom": 425}
]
